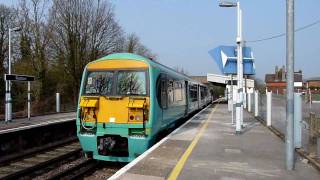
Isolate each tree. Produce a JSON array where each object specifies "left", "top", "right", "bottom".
[
  {"left": 123, "top": 33, "right": 157, "bottom": 60},
  {"left": 49, "top": 0, "right": 124, "bottom": 103},
  {"left": 0, "top": 0, "right": 157, "bottom": 116},
  {"left": 254, "top": 77, "right": 266, "bottom": 92},
  {"left": 174, "top": 66, "right": 189, "bottom": 76},
  {"left": 17, "top": 0, "right": 51, "bottom": 102}
]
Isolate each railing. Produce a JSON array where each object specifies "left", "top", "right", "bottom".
[{"left": 248, "top": 91, "right": 320, "bottom": 161}]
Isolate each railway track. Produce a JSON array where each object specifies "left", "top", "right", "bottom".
[
  {"left": 84, "top": 162, "right": 125, "bottom": 180},
  {"left": 46, "top": 159, "right": 98, "bottom": 180},
  {"left": 0, "top": 142, "right": 82, "bottom": 179}
]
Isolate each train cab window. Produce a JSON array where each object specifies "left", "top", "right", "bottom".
[
  {"left": 117, "top": 71, "right": 147, "bottom": 95},
  {"left": 85, "top": 71, "right": 113, "bottom": 95}
]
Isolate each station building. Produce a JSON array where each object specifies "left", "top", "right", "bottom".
[{"left": 265, "top": 65, "right": 303, "bottom": 94}]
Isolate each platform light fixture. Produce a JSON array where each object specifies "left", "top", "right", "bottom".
[
  {"left": 5, "top": 26, "right": 22, "bottom": 123},
  {"left": 219, "top": 1, "right": 244, "bottom": 134}
]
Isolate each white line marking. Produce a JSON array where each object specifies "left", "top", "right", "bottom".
[
  {"left": 0, "top": 118, "right": 75, "bottom": 134},
  {"left": 108, "top": 105, "right": 213, "bottom": 180}
]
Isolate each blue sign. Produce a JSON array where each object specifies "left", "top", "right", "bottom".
[{"left": 208, "top": 46, "right": 255, "bottom": 75}]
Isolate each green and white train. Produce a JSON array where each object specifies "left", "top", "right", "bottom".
[{"left": 77, "top": 53, "right": 211, "bottom": 162}]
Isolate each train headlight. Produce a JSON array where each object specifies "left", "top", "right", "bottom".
[{"left": 135, "top": 115, "right": 141, "bottom": 121}]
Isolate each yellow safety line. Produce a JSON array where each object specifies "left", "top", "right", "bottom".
[{"left": 167, "top": 104, "right": 218, "bottom": 180}]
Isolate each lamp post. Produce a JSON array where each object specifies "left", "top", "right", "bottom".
[
  {"left": 219, "top": 1, "right": 243, "bottom": 134},
  {"left": 5, "top": 27, "right": 21, "bottom": 122},
  {"left": 286, "top": 0, "right": 295, "bottom": 170}
]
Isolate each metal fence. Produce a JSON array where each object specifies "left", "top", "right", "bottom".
[{"left": 248, "top": 91, "right": 320, "bottom": 161}]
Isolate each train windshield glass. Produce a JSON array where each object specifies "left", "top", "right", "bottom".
[
  {"left": 85, "top": 71, "right": 113, "bottom": 95},
  {"left": 116, "top": 71, "right": 147, "bottom": 96}
]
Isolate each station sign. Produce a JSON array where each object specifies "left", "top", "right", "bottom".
[
  {"left": 5, "top": 74, "right": 35, "bottom": 82},
  {"left": 208, "top": 45, "right": 255, "bottom": 75}
]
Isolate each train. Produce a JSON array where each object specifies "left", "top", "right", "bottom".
[{"left": 77, "top": 53, "right": 211, "bottom": 162}]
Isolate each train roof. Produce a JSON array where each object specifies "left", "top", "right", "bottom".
[
  {"left": 89, "top": 53, "right": 206, "bottom": 86},
  {"left": 93, "top": 53, "right": 150, "bottom": 62}
]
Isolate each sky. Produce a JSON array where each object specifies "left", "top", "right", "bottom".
[{"left": 1, "top": 0, "right": 320, "bottom": 79}]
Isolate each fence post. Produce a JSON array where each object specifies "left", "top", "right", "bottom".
[
  {"left": 56, "top": 93, "right": 60, "bottom": 113},
  {"left": 228, "top": 88, "right": 232, "bottom": 111},
  {"left": 243, "top": 93, "right": 247, "bottom": 109},
  {"left": 267, "top": 91, "right": 272, "bottom": 126},
  {"left": 309, "top": 113, "right": 317, "bottom": 157},
  {"left": 27, "top": 81, "right": 31, "bottom": 120},
  {"left": 294, "top": 93, "right": 302, "bottom": 148},
  {"left": 254, "top": 90, "right": 259, "bottom": 117},
  {"left": 248, "top": 93, "right": 251, "bottom": 112},
  {"left": 317, "top": 137, "right": 320, "bottom": 159},
  {"left": 309, "top": 88, "right": 312, "bottom": 108}
]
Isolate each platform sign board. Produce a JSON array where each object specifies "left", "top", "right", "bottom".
[
  {"left": 208, "top": 46, "right": 255, "bottom": 75},
  {"left": 5, "top": 74, "right": 35, "bottom": 82}
]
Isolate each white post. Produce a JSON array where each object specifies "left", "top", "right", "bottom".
[
  {"left": 317, "top": 137, "right": 320, "bottom": 159},
  {"left": 8, "top": 29, "right": 11, "bottom": 75},
  {"left": 248, "top": 93, "right": 251, "bottom": 112},
  {"left": 5, "top": 80, "right": 8, "bottom": 123},
  {"left": 228, "top": 87, "right": 232, "bottom": 111},
  {"left": 309, "top": 88, "right": 312, "bottom": 108},
  {"left": 56, "top": 93, "right": 60, "bottom": 113},
  {"left": 294, "top": 93, "right": 302, "bottom": 148},
  {"left": 7, "top": 28, "right": 12, "bottom": 122},
  {"left": 235, "top": 1, "right": 243, "bottom": 134},
  {"left": 254, "top": 90, "right": 259, "bottom": 117},
  {"left": 27, "top": 81, "right": 31, "bottom": 120},
  {"left": 239, "top": 7, "right": 244, "bottom": 128},
  {"left": 267, "top": 91, "right": 272, "bottom": 126},
  {"left": 243, "top": 92, "right": 247, "bottom": 109}
]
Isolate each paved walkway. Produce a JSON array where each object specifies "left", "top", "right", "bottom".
[
  {"left": 114, "top": 104, "right": 320, "bottom": 180},
  {"left": 0, "top": 112, "right": 75, "bottom": 133}
]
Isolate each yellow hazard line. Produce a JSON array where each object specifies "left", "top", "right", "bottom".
[{"left": 168, "top": 104, "right": 218, "bottom": 180}]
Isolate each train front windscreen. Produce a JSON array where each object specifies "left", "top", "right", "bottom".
[{"left": 84, "top": 70, "right": 147, "bottom": 96}]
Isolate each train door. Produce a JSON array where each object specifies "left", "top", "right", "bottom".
[
  {"left": 160, "top": 74, "right": 169, "bottom": 126},
  {"left": 185, "top": 81, "right": 189, "bottom": 116},
  {"left": 197, "top": 84, "right": 200, "bottom": 109},
  {"left": 161, "top": 75, "right": 168, "bottom": 110},
  {"left": 156, "top": 74, "right": 167, "bottom": 127}
]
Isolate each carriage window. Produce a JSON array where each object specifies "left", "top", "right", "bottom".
[
  {"left": 174, "top": 82, "right": 183, "bottom": 101},
  {"left": 189, "top": 85, "right": 198, "bottom": 102},
  {"left": 201, "top": 86, "right": 206, "bottom": 100},
  {"left": 85, "top": 71, "right": 113, "bottom": 95},
  {"left": 117, "top": 71, "right": 147, "bottom": 95}
]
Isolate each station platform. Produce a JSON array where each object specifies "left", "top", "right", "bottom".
[
  {"left": 110, "top": 104, "right": 320, "bottom": 180},
  {"left": 0, "top": 112, "right": 76, "bottom": 134}
]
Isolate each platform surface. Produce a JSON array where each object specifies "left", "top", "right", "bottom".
[
  {"left": 0, "top": 112, "right": 76, "bottom": 134},
  {"left": 112, "top": 104, "right": 320, "bottom": 180}
]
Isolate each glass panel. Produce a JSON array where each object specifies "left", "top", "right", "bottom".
[
  {"left": 117, "top": 71, "right": 147, "bottom": 95},
  {"left": 85, "top": 71, "right": 113, "bottom": 95}
]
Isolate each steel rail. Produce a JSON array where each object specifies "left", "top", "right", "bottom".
[{"left": 0, "top": 142, "right": 81, "bottom": 180}]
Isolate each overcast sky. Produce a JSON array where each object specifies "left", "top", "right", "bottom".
[{"left": 1, "top": 0, "right": 320, "bottom": 79}]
